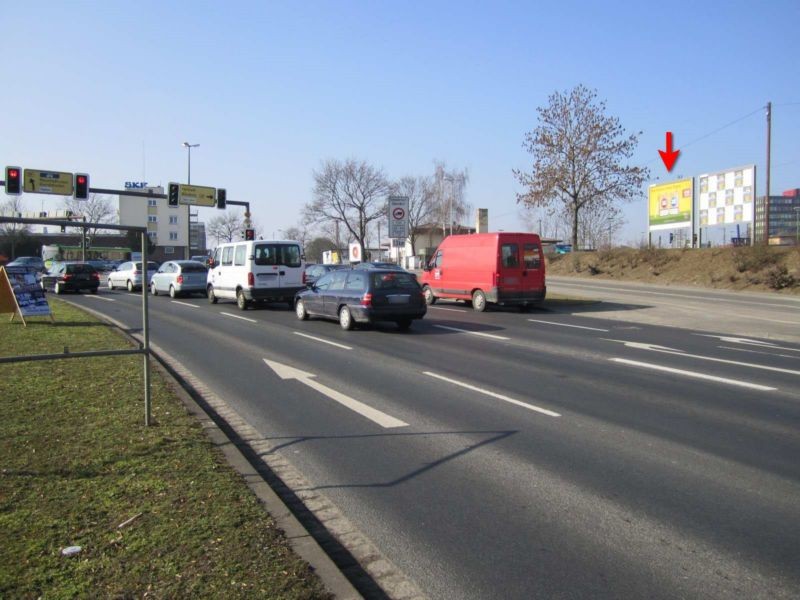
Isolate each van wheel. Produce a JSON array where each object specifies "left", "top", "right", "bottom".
[
  {"left": 339, "top": 306, "right": 354, "bottom": 330},
  {"left": 236, "top": 289, "right": 249, "bottom": 310},
  {"left": 207, "top": 285, "right": 218, "bottom": 304},
  {"left": 472, "top": 290, "right": 487, "bottom": 312},
  {"left": 295, "top": 299, "right": 309, "bottom": 320},
  {"left": 423, "top": 286, "right": 436, "bottom": 305}
]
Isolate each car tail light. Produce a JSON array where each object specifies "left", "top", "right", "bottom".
[
  {"left": 494, "top": 272, "right": 500, "bottom": 286},
  {"left": 177, "top": 275, "right": 184, "bottom": 284},
  {"left": 360, "top": 292, "right": 372, "bottom": 307},
  {"left": 302, "top": 270, "right": 307, "bottom": 284},
  {"left": 248, "top": 272, "right": 254, "bottom": 286},
  {"left": 92, "top": 273, "right": 99, "bottom": 280},
  {"left": 60, "top": 274, "right": 73, "bottom": 282}
]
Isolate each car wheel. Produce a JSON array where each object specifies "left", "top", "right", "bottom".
[
  {"left": 423, "top": 286, "right": 436, "bottom": 305},
  {"left": 236, "top": 289, "right": 248, "bottom": 310},
  {"left": 396, "top": 318, "right": 412, "bottom": 331},
  {"left": 54, "top": 283, "right": 62, "bottom": 295},
  {"left": 472, "top": 289, "right": 487, "bottom": 312},
  {"left": 295, "top": 299, "right": 309, "bottom": 320},
  {"left": 339, "top": 305, "right": 354, "bottom": 330},
  {"left": 127, "top": 280, "right": 134, "bottom": 292},
  {"left": 108, "top": 278, "right": 114, "bottom": 290},
  {"left": 207, "top": 285, "right": 218, "bottom": 304},
  {"left": 169, "top": 285, "right": 177, "bottom": 299},
  {"left": 150, "top": 282, "right": 158, "bottom": 296}
]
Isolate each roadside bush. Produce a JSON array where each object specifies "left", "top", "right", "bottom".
[
  {"left": 765, "top": 265, "right": 796, "bottom": 290},
  {"left": 732, "top": 245, "right": 778, "bottom": 273},
  {"left": 571, "top": 254, "right": 582, "bottom": 272},
  {"left": 640, "top": 247, "right": 673, "bottom": 269}
]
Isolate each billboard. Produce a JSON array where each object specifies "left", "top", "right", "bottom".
[
  {"left": 648, "top": 178, "right": 693, "bottom": 231},
  {"left": 697, "top": 165, "right": 755, "bottom": 227}
]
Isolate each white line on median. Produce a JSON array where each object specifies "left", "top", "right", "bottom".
[
  {"left": 423, "top": 371, "right": 561, "bottom": 417},
  {"left": 171, "top": 301, "right": 199, "bottom": 308},
  {"left": 527, "top": 319, "right": 608, "bottom": 332},
  {"left": 293, "top": 331, "right": 353, "bottom": 350},
  {"left": 432, "top": 324, "right": 510, "bottom": 340},
  {"left": 220, "top": 312, "right": 258, "bottom": 323},
  {"left": 86, "top": 295, "right": 115, "bottom": 302},
  {"left": 718, "top": 346, "right": 800, "bottom": 360},
  {"left": 609, "top": 358, "right": 777, "bottom": 391}
]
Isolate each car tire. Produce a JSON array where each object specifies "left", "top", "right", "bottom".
[
  {"left": 236, "top": 289, "right": 248, "bottom": 310},
  {"left": 108, "top": 278, "right": 114, "bottom": 290},
  {"left": 472, "top": 289, "right": 487, "bottom": 312},
  {"left": 169, "top": 285, "right": 177, "bottom": 299},
  {"left": 54, "top": 283, "right": 62, "bottom": 295},
  {"left": 396, "top": 318, "right": 412, "bottom": 331},
  {"left": 295, "top": 299, "right": 309, "bottom": 320},
  {"left": 127, "top": 280, "right": 134, "bottom": 293},
  {"left": 207, "top": 285, "right": 218, "bottom": 304},
  {"left": 150, "top": 282, "right": 158, "bottom": 296},
  {"left": 423, "top": 286, "right": 436, "bottom": 305},
  {"left": 339, "top": 306, "right": 354, "bottom": 330}
]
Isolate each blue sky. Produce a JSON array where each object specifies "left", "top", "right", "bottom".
[{"left": 2, "top": 0, "right": 799, "bottom": 244}]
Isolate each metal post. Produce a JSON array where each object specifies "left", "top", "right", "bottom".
[
  {"left": 141, "top": 231, "right": 151, "bottom": 426},
  {"left": 81, "top": 216, "right": 87, "bottom": 261},
  {"left": 765, "top": 102, "right": 771, "bottom": 245}
]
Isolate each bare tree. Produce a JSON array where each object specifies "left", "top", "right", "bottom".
[
  {"left": 61, "top": 193, "right": 116, "bottom": 236},
  {"left": 432, "top": 161, "right": 470, "bottom": 236},
  {"left": 207, "top": 211, "right": 245, "bottom": 244},
  {"left": 393, "top": 175, "right": 436, "bottom": 256},
  {"left": 519, "top": 202, "right": 625, "bottom": 248},
  {"left": 283, "top": 221, "right": 311, "bottom": 250},
  {"left": 0, "top": 196, "right": 31, "bottom": 259},
  {"left": 514, "top": 84, "right": 648, "bottom": 249},
  {"left": 305, "top": 158, "right": 391, "bottom": 251}
]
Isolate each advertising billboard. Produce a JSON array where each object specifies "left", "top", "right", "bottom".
[
  {"left": 648, "top": 178, "right": 693, "bottom": 231},
  {"left": 697, "top": 165, "right": 755, "bottom": 227}
]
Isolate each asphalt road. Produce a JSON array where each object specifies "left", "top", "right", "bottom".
[{"left": 63, "top": 282, "right": 800, "bottom": 599}]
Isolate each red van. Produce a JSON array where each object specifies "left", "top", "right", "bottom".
[{"left": 420, "top": 232, "right": 546, "bottom": 311}]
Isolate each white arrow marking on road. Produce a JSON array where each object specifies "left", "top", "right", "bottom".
[
  {"left": 264, "top": 359, "right": 408, "bottom": 428},
  {"left": 221, "top": 312, "right": 258, "bottom": 323},
  {"left": 423, "top": 371, "right": 561, "bottom": 417},
  {"left": 171, "top": 301, "right": 198, "bottom": 308},
  {"left": 528, "top": 319, "right": 609, "bottom": 332},
  {"left": 86, "top": 295, "right": 115, "bottom": 302},
  {"left": 609, "top": 358, "right": 777, "bottom": 391},
  {"left": 695, "top": 334, "right": 800, "bottom": 353},
  {"left": 432, "top": 324, "right": 510, "bottom": 340},
  {"left": 603, "top": 339, "right": 800, "bottom": 376}
]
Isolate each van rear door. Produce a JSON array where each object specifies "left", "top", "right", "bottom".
[
  {"left": 521, "top": 240, "right": 544, "bottom": 295},
  {"left": 498, "top": 241, "right": 524, "bottom": 298}
]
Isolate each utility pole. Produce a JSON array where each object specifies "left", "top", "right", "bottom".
[
  {"left": 81, "top": 216, "right": 87, "bottom": 261},
  {"left": 765, "top": 102, "right": 771, "bottom": 245}
]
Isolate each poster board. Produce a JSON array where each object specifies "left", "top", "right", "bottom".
[
  {"left": 698, "top": 165, "right": 755, "bottom": 227},
  {"left": 0, "top": 266, "right": 53, "bottom": 326},
  {"left": 648, "top": 178, "right": 693, "bottom": 231}
]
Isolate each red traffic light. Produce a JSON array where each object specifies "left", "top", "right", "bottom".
[
  {"left": 9, "top": 169, "right": 18, "bottom": 178},
  {"left": 77, "top": 176, "right": 86, "bottom": 184},
  {"left": 5, "top": 166, "right": 22, "bottom": 195},
  {"left": 74, "top": 172, "right": 90, "bottom": 200}
]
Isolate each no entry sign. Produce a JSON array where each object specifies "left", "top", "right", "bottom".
[{"left": 388, "top": 196, "right": 409, "bottom": 239}]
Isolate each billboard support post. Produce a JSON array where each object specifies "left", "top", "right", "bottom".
[{"left": 765, "top": 102, "right": 771, "bottom": 245}]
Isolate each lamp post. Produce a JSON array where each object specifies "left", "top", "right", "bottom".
[{"left": 182, "top": 142, "right": 199, "bottom": 258}]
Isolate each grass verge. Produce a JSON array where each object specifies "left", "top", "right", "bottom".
[{"left": 0, "top": 300, "right": 330, "bottom": 599}]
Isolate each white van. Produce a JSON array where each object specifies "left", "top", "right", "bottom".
[{"left": 207, "top": 240, "right": 305, "bottom": 310}]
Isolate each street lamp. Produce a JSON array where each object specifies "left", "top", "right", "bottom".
[
  {"left": 182, "top": 142, "right": 199, "bottom": 258},
  {"left": 182, "top": 142, "right": 199, "bottom": 184}
]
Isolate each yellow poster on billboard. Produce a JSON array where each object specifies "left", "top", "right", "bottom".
[
  {"left": 648, "top": 178, "right": 693, "bottom": 231},
  {"left": 178, "top": 184, "right": 216, "bottom": 207}
]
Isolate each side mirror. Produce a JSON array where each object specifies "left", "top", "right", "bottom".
[{"left": 423, "top": 264, "right": 432, "bottom": 272}]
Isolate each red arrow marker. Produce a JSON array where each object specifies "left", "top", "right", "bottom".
[{"left": 658, "top": 131, "right": 680, "bottom": 172}]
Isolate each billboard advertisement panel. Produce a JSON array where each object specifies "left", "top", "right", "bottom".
[
  {"left": 648, "top": 178, "right": 693, "bottom": 231},
  {"left": 697, "top": 165, "right": 755, "bottom": 227}
]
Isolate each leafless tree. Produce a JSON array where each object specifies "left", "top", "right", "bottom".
[
  {"left": 432, "top": 161, "right": 470, "bottom": 236},
  {"left": 206, "top": 211, "right": 245, "bottom": 244},
  {"left": 0, "top": 196, "right": 29, "bottom": 236},
  {"left": 305, "top": 158, "right": 391, "bottom": 251},
  {"left": 392, "top": 175, "right": 437, "bottom": 256},
  {"left": 520, "top": 202, "right": 625, "bottom": 248},
  {"left": 514, "top": 84, "right": 648, "bottom": 249},
  {"left": 283, "top": 222, "right": 311, "bottom": 250},
  {"left": 61, "top": 193, "right": 116, "bottom": 237}
]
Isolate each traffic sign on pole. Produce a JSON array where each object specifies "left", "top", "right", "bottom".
[
  {"left": 388, "top": 195, "right": 409, "bottom": 240},
  {"left": 23, "top": 169, "right": 74, "bottom": 195}
]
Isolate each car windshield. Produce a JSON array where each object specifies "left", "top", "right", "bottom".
[{"left": 370, "top": 272, "right": 419, "bottom": 290}]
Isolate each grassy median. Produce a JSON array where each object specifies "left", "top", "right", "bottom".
[{"left": 0, "top": 300, "right": 329, "bottom": 599}]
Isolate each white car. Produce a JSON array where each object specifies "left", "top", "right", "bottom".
[
  {"left": 107, "top": 261, "right": 159, "bottom": 292},
  {"left": 150, "top": 260, "right": 208, "bottom": 298}
]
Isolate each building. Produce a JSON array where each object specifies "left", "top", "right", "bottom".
[
  {"left": 754, "top": 188, "right": 800, "bottom": 245},
  {"left": 118, "top": 185, "right": 191, "bottom": 261}
]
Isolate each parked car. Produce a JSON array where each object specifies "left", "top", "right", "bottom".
[
  {"left": 7, "top": 256, "right": 46, "bottom": 272},
  {"left": 295, "top": 268, "right": 426, "bottom": 330},
  {"left": 419, "top": 232, "right": 546, "bottom": 312},
  {"left": 150, "top": 260, "right": 208, "bottom": 298},
  {"left": 207, "top": 240, "right": 305, "bottom": 310},
  {"left": 303, "top": 263, "right": 347, "bottom": 286},
  {"left": 40, "top": 262, "right": 100, "bottom": 294},
  {"left": 107, "top": 261, "right": 159, "bottom": 292}
]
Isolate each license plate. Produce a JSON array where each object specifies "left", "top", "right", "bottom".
[{"left": 388, "top": 294, "right": 410, "bottom": 304}]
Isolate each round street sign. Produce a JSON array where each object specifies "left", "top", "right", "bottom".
[{"left": 392, "top": 207, "right": 406, "bottom": 220}]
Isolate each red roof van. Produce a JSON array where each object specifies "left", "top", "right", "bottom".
[{"left": 419, "top": 232, "right": 546, "bottom": 311}]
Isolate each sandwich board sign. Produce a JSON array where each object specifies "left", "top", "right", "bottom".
[{"left": 0, "top": 266, "right": 53, "bottom": 326}]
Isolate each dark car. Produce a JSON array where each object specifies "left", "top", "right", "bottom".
[
  {"left": 295, "top": 269, "right": 426, "bottom": 330},
  {"left": 353, "top": 261, "right": 417, "bottom": 279},
  {"left": 41, "top": 262, "right": 100, "bottom": 294},
  {"left": 303, "top": 263, "right": 347, "bottom": 286},
  {"left": 7, "top": 256, "right": 46, "bottom": 272}
]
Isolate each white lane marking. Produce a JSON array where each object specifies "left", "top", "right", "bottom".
[
  {"left": 609, "top": 358, "right": 776, "bottom": 391},
  {"left": 86, "top": 295, "right": 115, "bottom": 302},
  {"left": 423, "top": 371, "right": 561, "bottom": 417},
  {"left": 432, "top": 324, "right": 510, "bottom": 340},
  {"left": 528, "top": 319, "right": 609, "bottom": 332},
  {"left": 293, "top": 331, "right": 353, "bottom": 350},
  {"left": 696, "top": 334, "right": 800, "bottom": 353},
  {"left": 221, "top": 311, "right": 258, "bottom": 323},
  {"left": 428, "top": 306, "right": 468, "bottom": 313},
  {"left": 264, "top": 359, "right": 407, "bottom": 428},
  {"left": 604, "top": 339, "right": 800, "bottom": 377},
  {"left": 171, "top": 301, "right": 199, "bottom": 308},
  {"left": 718, "top": 346, "right": 800, "bottom": 360}
]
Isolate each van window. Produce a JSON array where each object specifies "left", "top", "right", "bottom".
[
  {"left": 345, "top": 271, "right": 367, "bottom": 290},
  {"left": 212, "top": 248, "right": 221, "bottom": 266},
  {"left": 222, "top": 247, "right": 233, "bottom": 266},
  {"left": 330, "top": 271, "right": 348, "bottom": 289},
  {"left": 254, "top": 244, "right": 302, "bottom": 267},
  {"left": 523, "top": 243, "right": 541, "bottom": 269},
  {"left": 501, "top": 244, "right": 519, "bottom": 268},
  {"left": 432, "top": 251, "right": 443, "bottom": 269},
  {"left": 234, "top": 245, "right": 246, "bottom": 266}
]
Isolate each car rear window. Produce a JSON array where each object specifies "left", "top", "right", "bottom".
[
  {"left": 254, "top": 244, "right": 302, "bottom": 267},
  {"left": 67, "top": 264, "right": 95, "bottom": 274},
  {"left": 370, "top": 272, "right": 419, "bottom": 290},
  {"left": 181, "top": 263, "right": 207, "bottom": 273}
]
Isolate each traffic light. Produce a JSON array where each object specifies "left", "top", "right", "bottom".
[
  {"left": 217, "top": 188, "right": 226, "bottom": 209},
  {"left": 4, "top": 166, "right": 22, "bottom": 195},
  {"left": 168, "top": 182, "right": 180, "bottom": 207},
  {"left": 244, "top": 228, "right": 255, "bottom": 241},
  {"left": 74, "top": 173, "right": 89, "bottom": 200}
]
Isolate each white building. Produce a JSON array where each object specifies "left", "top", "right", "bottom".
[{"left": 118, "top": 185, "right": 190, "bottom": 261}]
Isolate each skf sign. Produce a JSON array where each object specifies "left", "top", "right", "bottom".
[{"left": 125, "top": 181, "right": 148, "bottom": 189}]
